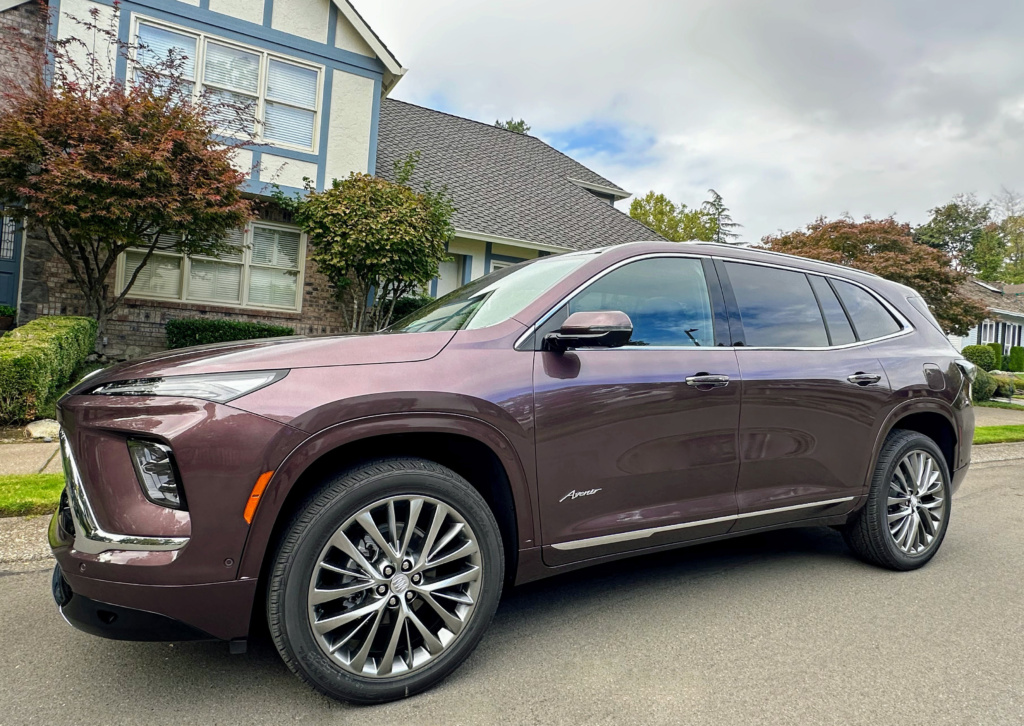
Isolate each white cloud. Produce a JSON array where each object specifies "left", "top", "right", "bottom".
[{"left": 358, "top": 0, "right": 1024, "bottom": 241}]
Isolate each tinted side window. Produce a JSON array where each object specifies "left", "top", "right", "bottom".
[
  {"left": 569, "top": 258, "right": 714, "bottom": 346},
  {"left": 809, "top": 275, "right": 856, "bottom": 346},
  {"left": 832, "top": 279, "right": 902, "bottom": 340},
  {"left": 724, "top": 262, "right": 828, "bottom": 347}
]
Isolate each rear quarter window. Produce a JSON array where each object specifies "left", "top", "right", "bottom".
[
  {"left": 831, "top": 279, "right": 902, "bottom": 340},
  {"left": 724, "top": 262, "right": 829, "bottom": 347}
]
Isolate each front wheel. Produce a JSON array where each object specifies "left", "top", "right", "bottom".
[
  {"left": 842, "top": 430, "right": 951, "bottom": 571},
  {"left": 267, "top": 458, "right": 504, "bottom": 704}
]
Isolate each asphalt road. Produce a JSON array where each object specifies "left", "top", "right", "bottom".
[{"left": 1, "top": 461, "right": 1022, "bottom": 726}]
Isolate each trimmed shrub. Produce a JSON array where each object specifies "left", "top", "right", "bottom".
[
  {"left": 1008, "top": 346, "right": 1024, "bottom": 373},
  {"left": 972, "top": 369, "right": 997, "bottom": 402},
  {"left": 986, "top": 342, "right": 1004, "bottom": 371},
  {"left": 0, "top": 316, "right": 98, "bottom": 424},
  {"left": 165, "top": 318, "right": 295, "bottom": 349},
  {"left": 962, "top": 344, "right": 997, "bottom": 372},
  {"left": 992, "top": 373, "right": 1017, "bottom": 399},
  {"left": 390, "top": 294, "right": 435, "bottom": 323}
]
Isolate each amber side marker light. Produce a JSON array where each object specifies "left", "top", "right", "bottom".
[{"left": 244, "top": 471, "right": 275, "bottom": 524}]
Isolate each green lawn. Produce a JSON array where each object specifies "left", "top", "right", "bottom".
[
  {"left": 0, "top": 473, "right": 64, "bottom": 517},
  {"left": 973, "top": 425, "right": 1024, "bottom": 445},
  {"left": 976, "top": 400, "right": 1024, "bottom": 411}
]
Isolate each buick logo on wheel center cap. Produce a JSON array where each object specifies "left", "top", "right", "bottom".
[{"left": 391, "top": 573, "right": 410, "bottom": 594}]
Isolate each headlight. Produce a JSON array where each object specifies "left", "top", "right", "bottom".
[
  {"left": 127, "top": 439, "right": 185, "bottom": 509},
  {"left": 88, "top": 370, "right": 287, "bottom": 403}
]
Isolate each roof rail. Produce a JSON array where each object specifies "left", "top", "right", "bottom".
[{"left": 683, "top": 241, "right": 882, "bottom": 279}]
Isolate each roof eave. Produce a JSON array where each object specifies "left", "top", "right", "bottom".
[{"left": 332, "top": 0, "right": 407, "bottom": 93}]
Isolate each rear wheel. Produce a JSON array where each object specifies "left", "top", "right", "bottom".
[
  {"left": 267, "top": 458, "right": 504, "bottom": 704},
  {"left": 842, "top": 430, "right": 951, "bottom": 571}
]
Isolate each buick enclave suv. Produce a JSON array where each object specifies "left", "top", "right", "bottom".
[{"left": 49, "top": 241, "right": 975, "bottom": 703}]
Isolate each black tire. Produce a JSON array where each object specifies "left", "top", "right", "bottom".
[
  {"left": 842, "top": 429, "right": 952, "bottom": 571},
  {"left": 267, "top": 457, "right": 504, "bottom": 704}
]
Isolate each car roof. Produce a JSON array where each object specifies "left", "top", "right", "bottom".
[{"left": 593, "top": 240, "right": 883, "bottom": 282}]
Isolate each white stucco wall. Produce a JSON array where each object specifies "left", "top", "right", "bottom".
[
  {"left": 260, "top": 154, "right": 318, "bottom": 189},
  {"left": 209, "top": 0, "right": 264, "bottom": 25},
  {"left": 335, "top": 11, "right": 373, "bottom": 56},
  {"left": 271, "top": 0, "right": 329, "bottom": 44},
  {"left": 323, "top": 70, "right": 374, "bottom": 182},
  {"left": 55, "top": 0, "right": 117, "bottom": 82}
]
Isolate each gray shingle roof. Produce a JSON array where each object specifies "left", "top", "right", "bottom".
[
  {"left": 962, "top": 279, "right": 1024, "bottom": 316},
  {"left": 375, "top": 99, "right": 661, "bottom": 251}
]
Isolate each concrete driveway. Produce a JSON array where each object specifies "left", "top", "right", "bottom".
[{"left": 1, "top": 460, "right": 1022, "bottom": 725}]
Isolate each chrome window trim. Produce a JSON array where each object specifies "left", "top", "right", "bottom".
[
  {"left": 550, "top": 496, "right": 856, "bottom": 551},
  {"left": 58, "top": 431, "right": 189, "bottom": 555},
  {"left": 515, "top": 252, "right": 914, "bottom": 351}
]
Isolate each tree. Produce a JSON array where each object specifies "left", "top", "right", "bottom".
[
  {"left": 761, "top": 216, "right": 986, "bottom": 336},
  {"left": 914, "top": 193, "right": 992, "bottom": 272},
  {"left": 287, "top": 156, "right": 455, "bottom": 332},
  {"left": 701, "top": 189, "right": 742, "bottom": 244},
  {"left": 628, "top": 190, "right": 717, "bottom": 241},
  {"left": 0, "top": 5, "right": 253, "bottom": 349},
  {"left": 993, "top": 188, "right": 1024, "bottom": 283},
  {"left": 495, "top": 118, "right": 530, "bottom": 134}
]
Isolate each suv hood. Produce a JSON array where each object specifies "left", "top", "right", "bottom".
[{"left": 75, "top": 331, "right": 456, "bottom": 391}]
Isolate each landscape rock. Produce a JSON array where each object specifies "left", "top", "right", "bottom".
[{"left": 24, "top": 419, "right": 60, "bottom": 440}]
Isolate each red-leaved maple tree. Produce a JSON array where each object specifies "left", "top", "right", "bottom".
[
  {"left": 0, "top": 2, "right": 254, "bottom": 349},
  {"left": 760, "top": 216, "right": 986, "bottom": 336}
]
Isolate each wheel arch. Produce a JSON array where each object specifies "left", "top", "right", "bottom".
[
  {"left": 237, "top": 414, "right": 535, "bottom": 584},
  {"left": 868, "top": 401, "right": 960, "bottom": 492}
]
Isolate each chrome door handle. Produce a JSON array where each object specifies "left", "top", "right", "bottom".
[
  {"left": 685, "top": 374, "right": 730, "bottom": 389},
  {"left": 847, "top": 373, "right": 881, "bottom": 386}
]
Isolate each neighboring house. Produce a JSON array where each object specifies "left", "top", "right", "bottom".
[
  {"left": 948, "top": 278, "right": 1024, "bottom": 357},
  {"left": 0, "top": 0, "right": 657, "bottom": 357}
]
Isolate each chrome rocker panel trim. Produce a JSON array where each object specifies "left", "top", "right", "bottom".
[
  {"left": 550, "top": 496, "right": 856, "bottom": 551},
  {"left": 57, "top": 431, "right": 189, "bottom": 555}
]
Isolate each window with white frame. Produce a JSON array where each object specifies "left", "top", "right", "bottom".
[
  {"left": 981, "top": 320, "right": 996, "bottom": 343},
  {"left": 134, "top": 19, "right": 321, "bottom": 151},
  {"left": 119, "top": 223, "right": 305, "bottom": 311}
]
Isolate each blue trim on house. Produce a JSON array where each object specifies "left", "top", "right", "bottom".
[
  {"left": 367, "top": 75, "right": 382, "bottom": 174},
  {"left": 249, "top": 149, "right": 263, "bottom": 182},
  {"left": 316, "top": 67, "right": 334, "bottom": 190},
  {"left": 262, "top": 0, "right": 273, "bottom": 27},
  {"left": 462, "top": 255, "right": 473, "bottom": 285},
  {"left": 429, "top": 278, "right": 438, "bottom": 297},
  {"left": 326, "top": 1, "right": 337, "bottom": 47},
  {"left": 114, "top": 6, "right": 131, "bottom": 80},
  {"left": 483, "top": 243, "right": 492, "bottom": 273}
]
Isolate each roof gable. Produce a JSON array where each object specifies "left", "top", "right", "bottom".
[{"left": 333, "top": 0, "right": 405, "bottom": 93}]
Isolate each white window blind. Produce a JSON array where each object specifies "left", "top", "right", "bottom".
[
  {"left": 265, "top": 60, "right": 317, "bottom": 147},
  {"left": 122, "top": 224, "right": 303, "bottom": 311},
  {"left": 137, "top": 24, "right": 196, "bottom": 78}
]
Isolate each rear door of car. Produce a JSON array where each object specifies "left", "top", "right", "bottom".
[
  {"left": 532, "top": 254, "right": 742, "bottom": 566},
  {"left": 716, "top": 260, "right": 903, "bottom": 531}
]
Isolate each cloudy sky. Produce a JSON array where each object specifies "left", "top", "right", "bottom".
[{"left": 358, "top": 0, "right": 1024, "bottom": 242}]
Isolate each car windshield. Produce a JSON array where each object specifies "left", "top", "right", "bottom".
[{"left": 390, "top": 253, "right": 596, "bottom": 333}]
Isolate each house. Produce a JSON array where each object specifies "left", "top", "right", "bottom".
[
  {"left": 0, "top": 0, "right": 658, "bottom": 357},
  {"left": 949, "top": 278, "right": 1024, "bottom": 357}
]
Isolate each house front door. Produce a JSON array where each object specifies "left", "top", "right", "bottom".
[{"left": 0, "top": 215, "right": 21, "bottom": 310}]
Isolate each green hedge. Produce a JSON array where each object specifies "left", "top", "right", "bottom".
[
  {"left": 166, "top": 318, "right": 295, "bottom": 349},
  {"left": 0, "top": 316, "right": 97, "bottom": 424},
  {"left": 973, "top": 369, "right": 997, "bottom": 402},
  {"left": 986, "top": 342, "right": 1004, "bottom": 371},
  {"left": 1007, "top": 346, "right": 1024, "bottom": 373},
  {"left": 962, "top": 344, "right": 997, "bottom": 372},
  {"left": 992, "top": 373, "right": 1017, "bottom": 399}
]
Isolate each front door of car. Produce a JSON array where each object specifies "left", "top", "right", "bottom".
[
  {"left": 531, "top": 256, "right": 741, "bottom": 566},
  {"left": 717, "top": 261, "right": 896, "bottom": 531}
]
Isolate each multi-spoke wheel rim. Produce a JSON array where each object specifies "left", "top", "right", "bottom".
[
  {"left": 888, "top": 450, "right": 946, "bottom": 555},
  {"left": 307, "top": 495, "right": 482, "bottom": 678}
]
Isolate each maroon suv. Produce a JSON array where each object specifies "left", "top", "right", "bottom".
[{"left": 49, "top": 241, "right": 975, "bottom": 703}]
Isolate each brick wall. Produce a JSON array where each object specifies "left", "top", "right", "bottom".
[
  {"left": 0, "top": 3, "right": 46, "bottom": 112},
  {"left": 19, "top": 207, "right": 351, "bottom": 359}
]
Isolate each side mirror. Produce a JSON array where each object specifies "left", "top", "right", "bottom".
[{"left": 543, "top": 311, "right": 633, "bottom": 353}]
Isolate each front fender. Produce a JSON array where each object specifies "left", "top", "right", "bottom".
[{"left": 236, "top": 412, "right": 538, "bottom": 580}]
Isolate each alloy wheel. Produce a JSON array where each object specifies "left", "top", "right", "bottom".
[
  {"left": 307, "top": 495, "right": 482, "bottom": 678},
  {"left": 887, "top": 450, "right": 946, "bottom": 555}
]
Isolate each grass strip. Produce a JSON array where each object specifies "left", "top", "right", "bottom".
[
  {"left": 974, "top": 425, "right": 1024, "bottom": 446},
  {"left": 0, "top": 473, "right": 64, "bottom": 517}
]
